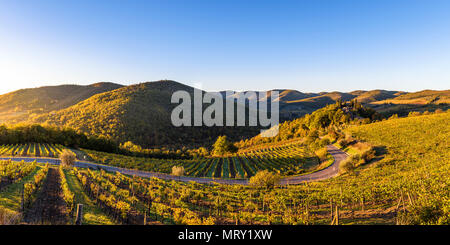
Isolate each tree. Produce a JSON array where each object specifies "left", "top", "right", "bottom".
[
  {"left": 197, "top": 147, "right": 209, "bottom": 156},
  {"left": 212, "top": 136, "right": 238, "bottom": 156},
  {"left": 249, "top": 170, "right": 280, "bottom": 189},
  {"left": 60, "top": 149, "right": 76, "bottom": 167}
]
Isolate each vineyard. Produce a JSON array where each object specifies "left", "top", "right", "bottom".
[
  {"left": 2, "top": 142, "right": 323, "bottom": 179},
  {"left": 0, "top": 143, "right": 71, "bottom": 158},
  {"left": 0, "top": 112, "right": 448, "bottom": 225},
  {"left": 84, "top": 142, "right": 321, "bottom": 179},
  {"left": 0, "top": 161, "right": 215, "bottom": 225}
]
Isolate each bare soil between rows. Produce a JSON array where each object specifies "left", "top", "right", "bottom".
[{"left": 24, "top": 168, "right": 69, "bottom": 225}]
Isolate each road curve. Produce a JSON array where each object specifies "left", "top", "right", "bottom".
[
  {"left": 0, "top": 145, "right": 347, "bottom": 186},
  {"left": 279, "top": 145, "right": 348, "bottom": 185}
]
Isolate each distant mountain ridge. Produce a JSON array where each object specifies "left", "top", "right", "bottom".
[{"left": 220, "top": 89, "right": 412, "bottom": 120}]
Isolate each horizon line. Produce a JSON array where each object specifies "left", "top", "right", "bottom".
[{"left": 1, "top": 80, "right": 449, "bottom": 96}]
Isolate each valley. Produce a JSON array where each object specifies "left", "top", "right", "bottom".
[{"left": 0, "top": 86, "right": 448, "bottom": 225}]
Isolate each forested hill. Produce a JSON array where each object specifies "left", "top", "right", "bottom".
[
  {"left": 237, "top": 100, "right": 382, "bottom": 148},
  {"left": 0, "top": 82, "right": 123, "bottom": 123},
  {"left": 28, "top": 80, "right": 260, "bottom": 148}
]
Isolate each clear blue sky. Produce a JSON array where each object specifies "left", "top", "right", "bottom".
[{"left": 1, "top": 0, "right": 449, "bottom": 94}]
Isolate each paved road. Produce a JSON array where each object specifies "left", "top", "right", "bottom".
[
  {"left": 0, "top": 145, "right": 347, "bottom": 185},
  {"left": 279, "top": 145, "right": 348, "bottom": 185}
]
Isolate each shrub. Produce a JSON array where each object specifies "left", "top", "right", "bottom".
[
  {"left": 172, "top": 166, "right": 185, "bottom": 176},
  {"left": 197, "top": 147, "right": 209, "bottom": 157},
  {"left": 319, "top": 138, "right": 331, "bottom": 147},
  {"left": 408, "top": 111, "right": 422, "bottom": 117},
  {"left": 434, "top": 108, "right": 444, "bottom": 114},
  {"left": 120, "top": 141, "right": 143, "bottom": 153},
  {"left": 339, "top": 157, "right": 356, "bottom": 174},
  {"left": 315, "top": 147, "right": 328, "bottom": 162},
  {"left": 361, "top": 118, "right": 371, "bottom": 124},
  {"left": 361, "top": 147, "right": 376, "bottom": 163},
  {"left": 340, "top": 153, "right": 366, "bottom": 174},
  {"left": 327, "top": 128, "right": 339, "bottom": 142},
  {"left": 60, "top": 149, "right": 76, "bottom": 167},
  {"left": 305, "top": 130, "right": 319, "bottom": 145},
  {"left": 249, "top": 170, "right": 280, "bottom": 189},
  {"left": 336, "top": 138, "right": 348, "bottom": 148}
]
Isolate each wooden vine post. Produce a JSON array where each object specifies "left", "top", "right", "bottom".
[
  {"left": 21, "top": 183, "right": 25, "bottom": 213},
  {"left": 361, "top": 196, "right": 365, "bottom": 212},
  {"left": 75, "top": 204, "right": 83, "bottom": 225},
  {"left": 330, "top": 199, "right": 333, "bottom": 222},
  {"left": 331, "top": 205, "right": 340, "bottom": 225},
  {"left": 336, "top": 205, "right": 340, "bottom": 225}
]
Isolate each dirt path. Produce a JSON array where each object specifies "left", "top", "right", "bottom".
[
  {"left": 24, "top": 168, "right": 68, "bottom": 225},
  {"left": 1, "top": 145, "right": 348, "bottom": 186}
]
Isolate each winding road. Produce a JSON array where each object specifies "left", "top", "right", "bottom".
[{"left": 0, "top": 145, "right": 347, "bottom": 185}]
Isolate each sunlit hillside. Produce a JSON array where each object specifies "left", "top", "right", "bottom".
[
  {"left": 27, "top": 81, "right": 259, "bottom": 148},
  {"left": 0, "top": 82, "right": 123, "bottom": 123},
  {"left": 372, "top": 89, "right": 450, "bottom": 105}
]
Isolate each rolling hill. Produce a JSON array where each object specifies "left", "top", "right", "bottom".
[
  {"left": 353, "top": 90, "right": 400, "bottom": 103},
  {"left": 220, "top": 89, "right": 431, "bottom": 120},
  {"left": 0, "top": 82, "right": 123, "bottom": 123},
  {"left": 0, "top": 80, "right": 448, "bottom": 148},
  {"left": 368, "top": 90, "right": 450, "bottom": 117},
  {"left": 372, "top": 89, "right": 450, "bottom": 105},
  {"left": 28, "top": 81, "right": 260, "bottom": 148}
]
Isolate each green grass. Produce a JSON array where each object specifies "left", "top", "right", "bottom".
[{"left": 63, "top": 169, "right": 116, "bottom": 225}]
